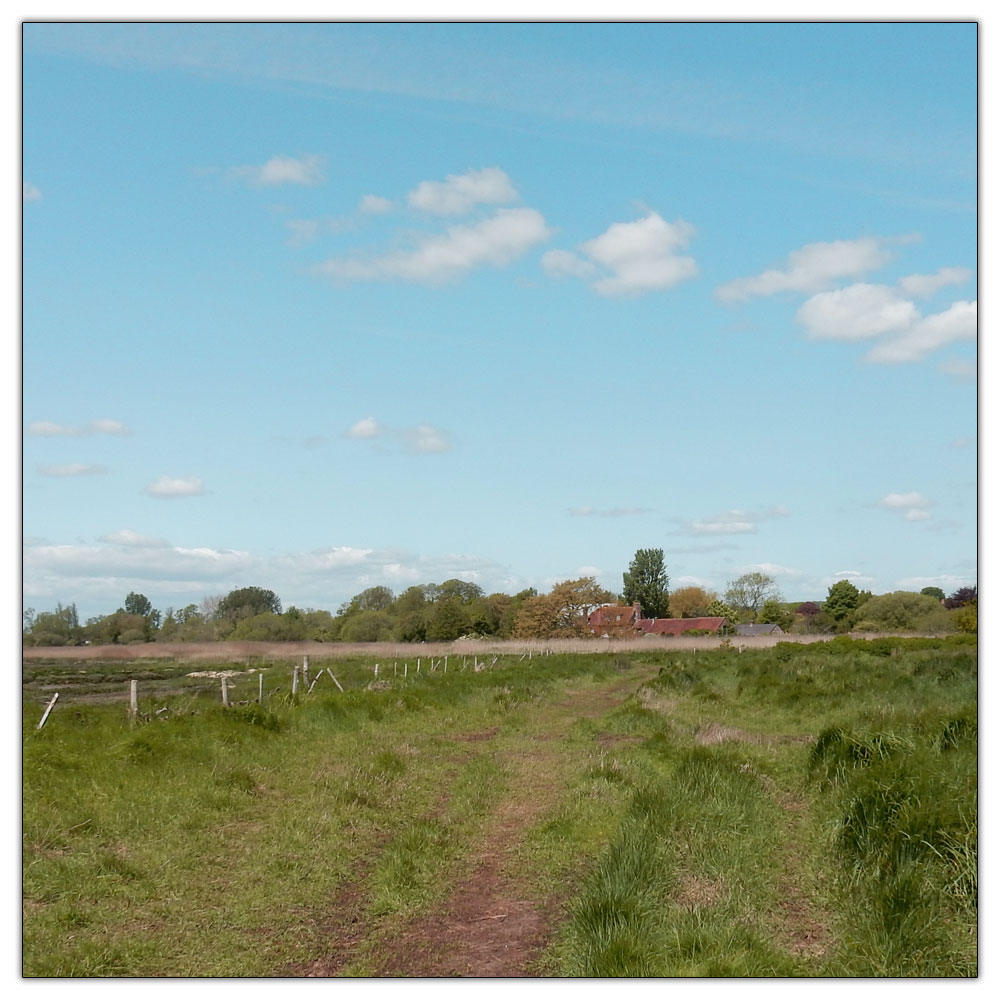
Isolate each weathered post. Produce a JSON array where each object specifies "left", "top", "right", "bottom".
[
  {"left": 221, "top": 676, "right": 230, "bottom": 707},
  {"left": 292, "top": 666, "right": 300, "bottom": 695},
  {"left": 37, "top": 692, "right": 59, "bottom": 730},
  {"left": 259, "top": 672, "right": 264, "bottom": 701},
  {"left": 374, "top": 663, "right": 379, "bottom": 677},
  {"left": 303, "top": 656, "right": 310, "bottom": 686},
  {"left": 129, "top": 679, "right": 138, "bottom": 719},
  {"left": 444, "top": 655, "right": 448, "bottom": 673}
]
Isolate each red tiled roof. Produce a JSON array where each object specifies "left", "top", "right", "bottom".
[
  {"left": 635, "top": 616, "right": 726, "bottom": 635},
  {"left": 587, "top": 605, "right": 637, "bottom": 627}
]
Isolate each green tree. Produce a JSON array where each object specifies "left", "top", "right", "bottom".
[
  {"left": 339, "top": 610, "right": 394, "bottom": 642},
  {"left": 123, "top": 592, "right": 153, "bottom": 617},
  {"left": 824, "top": 579, "right": 862, "bottom": 623},
  {"left": 23, "top": 602, "right": 80, "bottom": 646},
  {"left": 515, "top": 578, "right": 614, "bottom": 639},
  {"left": 852, "top": 591, "right": 953, "bottom": 632},
  {"left": 217, "top": 587, "right": 282, "bottom": 623},
  {"left": 705, "top": 598, "right": 739, "bottom": 631},
  {"left": 920, "top": 586, "right": 946, "bottom": 602},
  {"left": 425, "top": 599, "right": 470, "bottom": 642},
  {"left": 758, "top": 599, "right": 794, "bottom": 631},
  {"left": 724, "top": 572, "right": 781, "bottom": 617},
  {"left": 622, "top": 548, "right": 670, "bottom": 619},
  {"left": 437, "top": 579, "right": 484, "bottom": 604}
]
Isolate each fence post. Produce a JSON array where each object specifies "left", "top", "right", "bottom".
[
  {"left": 444, "top": 656, "right": 448, "bottom": 673},
  {"left": 417, "top": 657, "right": 421, "bottom": 673},
  {"left": 328, "top": 669, "right": 344, "bottom": 693},
  {"left": 221, "top": 676, "right": 230, "bottom": 707},
  {"left": 37, "top": 692, "right": 59, "bottom": 730},
  {"left": 303, "top": 656, "right": 310, "bottom": 686},
  {"left": 292, "top": 666, "right": 300, "bottom": 695},
  {"left": 259, "top": 672, "right": 264, "bottom": 701},
  {"left": 404, "top": 662, "right": 408, "bottom": 677},
  {"left": 129, "top": 679, "right": 138, "bottom": 719},
  {"left": 374, "top": 663, "right": 379, "bottom": 677}
]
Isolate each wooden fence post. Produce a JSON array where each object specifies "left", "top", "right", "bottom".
[
  {"left": 37, "top": 692, "right": 59, "bottom": 730},
  {"left": 129, "top": 679, "right": 138, "bottom": 719},
  {"left": 374, "top": 663, "right": 379, "bottom": 677},
  {"left": 292, "top": 666, "right": 300, "bottom": 695},
  {"left": 259, "top": 673, "right": 264, "bottom": 701},
  {"left": 328, "top": 669, "right": 344, "bottom": 693},
  {"left": 444, "top": 656, "right": 448, "bottom": 673},
  {"left": 221, "top": 676, "right": 230, "bottom": 706},
  {"left": 417, "top": 658, "right": 421, "bottom": 673},
  {"left": 303, "top": 656, "right": 310, "bottom": 686}
]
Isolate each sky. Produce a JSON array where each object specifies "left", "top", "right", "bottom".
[{"left": 20, "top": 19, "right": 979, "bottom": 622}]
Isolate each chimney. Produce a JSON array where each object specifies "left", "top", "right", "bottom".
[{"left": 632, "top": 601, "right": 642, "bottom": 621}]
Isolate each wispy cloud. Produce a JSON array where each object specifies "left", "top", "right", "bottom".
[
  {"left": 229, "top": 153, "right": 326, "bottom": 187},
  {"left": 864, "top": 300, "right": 976, "bottom": 364},
  {"left": 23, "top": 181, "right": 42, "bottom": 202},
  {"left": 543, "top": 212, "right": 697, "bottom": 297},
  {"left": 315, "top": 207, "right": 551, "bottom": 285},
  {"left": 939, "top": 359, "right": 976, "bottom": 382},
  {"left": 38, "top": 463, "right": 107, "bottom": 477},
  {"left": 144, "top": 475, "right": 205, "bottom": 498},
  {"left": 569, "top": 505, "right": 651, "bottom": 518},
  {"left": 684, "top": 505, "right": 790, "bottom": 535},
  {"left": 27, "top": 418, "right": 130, "bottom": 436},
  {"left": 897, "top": 266, "right": 971, "bottom": 298},
  {"left": 407, "top": 166, "right": 518, "bottom": 215},
  {"left": 345, "top": 417, "right": 452, "bottom": 454},
  {"left": 715, "top": 235, "right": 907, "bottom": 302},
  {"left": 358, "top": 194, "right": 393, "bottom": 214}
]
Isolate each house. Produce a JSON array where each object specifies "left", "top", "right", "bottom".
[
  {"left": 588, "top": 602, "right": 727, "bottom": 637},
  {"left": 733, "top": 622, "right": 785, "bottom": 636}
]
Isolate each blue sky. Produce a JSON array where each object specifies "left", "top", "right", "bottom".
[{"left": 21, "top": 20, "right": 978, "bottom": 621}]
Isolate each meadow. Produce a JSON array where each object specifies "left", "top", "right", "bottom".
[{"left": 22, "top": 636, "right": 977, "bottom": 977}]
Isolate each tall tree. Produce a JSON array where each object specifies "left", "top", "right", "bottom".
[
  {"left": 669, "top": 585, "right": 717, "bottom": 618},
  {"left": 123, "top": 592, "right": 153, "bottom": 617},
  {"left": 724, "top": 572, "right": 781, "bottom": 617},
  {"left": 824, "top": 579, "right": 862, "bottom": 622},
  {"left": 216, "top": 587, "right": 282, "bottom": 623},
  {"left": 622, "top": 548, "right": 670, "bottom": 619}
]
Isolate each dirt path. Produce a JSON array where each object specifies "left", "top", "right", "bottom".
[
  {"left": 373, "top": 668, "right": 654, "bottom": 977},
  {"left": 289, "top": 666, "right": 654, "bottom": 978}
]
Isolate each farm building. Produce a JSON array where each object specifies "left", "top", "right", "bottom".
[
  {"left": 733, "top": 623, "right": 785, "bottom": 636},
  {"left": 588, "top": 602, "right": 727, "bottom": 637}
]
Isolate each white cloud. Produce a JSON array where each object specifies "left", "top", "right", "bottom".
[
  {"left": 686, "top": 505, "right": 789, "bottom": 535},
  {"left": 26, "top": 418, "right": 129, "bottom": 436},
  {"left": 820, "top": 570, "right": 877, "bottom": 588},
  {"left": 880, "top": 491, "right": 932, "bottom": 522},
  {"left": 541, "top": 249, "right": 597, "bottom": 279},
  {"left": 796, "top": 284, "right": 919, "bottom": 341},
  {"left": 716, "top": 235, "right": 903, "bottom": 302},
  {"left": 144, "top": 475, "right": 205, "bottom": 498},
  {"left": 38, "top": 463, "right": 107, "bottom": 477},
  {"left": 230, "top": 153, "right": 326, "bottom": 187},
  {"left": 346, "top": 416, "right": 382, "bottom": 439},
  {"left": 23, "top": 181, "right": 42, "bottom": 202},
  {"left": 897, "top": 267, "right": 971, "bottom": 299},
  {"left": 569, "top": 506, "right": 651, "bottom": 518},
  {"left": 548, "top": 213, "right": 697, "bottom": 297},
  {"left": 864, "top": 300, "right": 977, "bottom": 364},
  {"left": 89, "top": 418, "right": 129, "bottom": 434},
  {"left": 316, "top": 207, "right": 551, "bottom": 285},
  {"left": 358, "top": 194, "right": 393, "bottom": 214},
  {"left": 407, "top": 167, "right": 518, "bottom": 215},
  {"left": 403, "top": 423, "right": 451, "bottom": 454},
  {"left": 939, "top": 359, "right": 976, "bottom": 382},
  {"left": 99, "top": 529, "right": 169, "bottom": 547},
  {"left": 27, "top": 421, "right": 80, "bottom": 436},
  {"left": 881, "top": 492, "right": 930, "bottom": 509}
]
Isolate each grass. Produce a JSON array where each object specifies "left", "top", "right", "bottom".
[{"left": 23, "top": 638, "right": 976, "bottom": 977}]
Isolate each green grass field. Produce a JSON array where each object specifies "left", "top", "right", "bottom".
[{"left": 22, "top": 637, "right": 977, "bottom": 977}]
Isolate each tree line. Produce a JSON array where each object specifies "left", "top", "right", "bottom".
[{"left": 21, "top": 549, "right": 977, "bottom": 647}]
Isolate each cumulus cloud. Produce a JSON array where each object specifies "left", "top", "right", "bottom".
[
  {"left": 144, "top": 475, "right": 205, "bottom": 498},
  {"left": 686, "top": 505, "right": 790, "bottom": 535},
  {"left": 716, "top": 235, "right": 915, "bottom": 302},
  {"left": 897, "top": 574, "right": 973, "bottom": 591},
  {"left": 38, "top": 463, "right": 107, "bottom": 477},
  {"left": 316, "top": 207, "right": 551, "bottom": 285},
  {"left": 23, "top": 181, "right": 42, "bottom": 202},
  {"left": 796, "top": 284, "right": 919, "bottom": 340},
  {"left": 821, "top": 570, "right": 876, "bottom": 588},
  {"left": 358, "top": 193, "right": 393, "bottom": 214},
  {"left": 407, "top": 167, "right": 518, "bottom": 215},
  {"left": 897, "top": 267, "right": 971, "bottom": 299},
  {"left": 230, "top": 153, "right": 326, "bottom": 187},
  {"left": 345, "top": 416, "right": 382, "bottom": 439},
  {"left": 881, "top": 491, "right": 932, "bottom": 522},
  {"left": 864, "top": 300, "right": 977, "bottom": 364},
  {"left": 545, "top": 212, "right": 697, "bottom": 297},
  {"left": 99, "top": 529, "right": 169, "bottom": 547},
  {"left": 741, "top": 562, "right": 803, "bottom": 578},
  {"left": 27, "top": 418, "right": 129, "bottom": 436}
]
